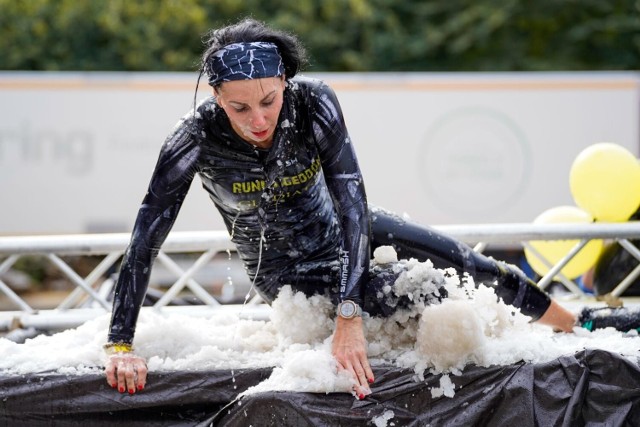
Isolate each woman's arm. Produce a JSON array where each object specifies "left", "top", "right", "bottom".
[
  {"left": 310, "top": 80, "right": 374, "bottom": 397},
  {"left": 311, "top": 80, "right": 370, "bottom": 307},
  {"left": 105, "top": 116, "right": 201, "bottom": 394}
]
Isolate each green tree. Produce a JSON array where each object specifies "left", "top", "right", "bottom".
[
  {"left": 0, "top": 0, "right": 208, "bottom": 71},
  {"left": 0, "top": 0, "right": 638, "bottom": 72}
]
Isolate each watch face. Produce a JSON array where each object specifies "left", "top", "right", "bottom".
[{"left": 340, "top": 301, "right": 356, "bottom": 317}]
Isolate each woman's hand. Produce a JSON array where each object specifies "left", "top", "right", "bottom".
[
  {"left": 332, "top": 316, "right": 374, "bottom": 399},
  {"left": 105, "top": 352, "right": 148, "bottom": 394}
]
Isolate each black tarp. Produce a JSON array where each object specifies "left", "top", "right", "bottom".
[{"left": 1, "top": 349, "right": 639, "bottom": 426}]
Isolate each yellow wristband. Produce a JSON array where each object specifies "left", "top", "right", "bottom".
[{"left": 103, "top": 342, "right": 133, "bottom": 355}]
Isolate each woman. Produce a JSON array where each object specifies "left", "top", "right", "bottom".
[{"left": 104, "top": 18, "right": 578, "bottom": 398}]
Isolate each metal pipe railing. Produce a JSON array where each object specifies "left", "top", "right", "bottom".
[
  {"left": 2, "top": 223, "right": 639, "bottom": 255},
  {"left": 0, "top": 222, "right": 639, "bottom": 332},
  {"left": 0, "top": 230, "right": 235, "bottom": 255}
]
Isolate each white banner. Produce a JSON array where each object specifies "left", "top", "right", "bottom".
[{"left": 1, "top": 71, "right": 638, "bottom": 234}]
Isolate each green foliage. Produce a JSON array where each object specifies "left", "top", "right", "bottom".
[
  {"left": 11, "top": 255, "right": 47, "bottom": 285},
  {"left": 0, "top": 0, "right": 208, "bottom": 71},
  {"left": 0, "top": 0, "right": 638, "bottom": 71}
]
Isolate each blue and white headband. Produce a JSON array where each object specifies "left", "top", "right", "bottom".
[{"left": 206, "top": 42, "right": 285, "bottom": 87}]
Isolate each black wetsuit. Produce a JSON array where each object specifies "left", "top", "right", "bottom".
[{"left": 107, "top": 76, "right": 551, "bottom": 344}]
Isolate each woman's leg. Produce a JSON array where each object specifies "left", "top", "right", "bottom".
[{"left": 369, "top": 207, "right": 551, "bottom": 320}]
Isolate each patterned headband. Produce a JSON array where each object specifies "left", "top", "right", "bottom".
[{"left": 206, "top": 42, "right": 285, "bottom": 86}]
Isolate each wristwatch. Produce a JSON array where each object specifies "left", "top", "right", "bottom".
[{"left": 337, "top": 300, "right": 362, "bottom": 319}]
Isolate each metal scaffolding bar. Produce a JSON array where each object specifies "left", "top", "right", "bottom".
[
  {"left": 0, "top": 222, "right": 638, "bottom": 332},
  {"left": 154, "top": 250, "right": 220, "bottom": 307},
  {"left": 0, "top": 255, "right": 34, "bottom": 313},
  {"left": 57, "top": 251, "right": 123, "bottom": 310}
]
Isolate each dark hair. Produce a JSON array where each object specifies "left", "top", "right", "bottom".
[{"left": 201, "top": 18, "right": 307, "bottom": 82}]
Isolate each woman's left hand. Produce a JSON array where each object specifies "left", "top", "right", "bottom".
[{"left": 332, "top": 316, "right": 374, "bottom": 399}]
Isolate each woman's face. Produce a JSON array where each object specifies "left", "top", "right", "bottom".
[{"left": 215, "top": 76, "right": 286, "bottom": 148}]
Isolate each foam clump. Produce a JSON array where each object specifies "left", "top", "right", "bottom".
[
  {"left": 431, "top": 374, "right": 456, "bottom": 398},
  {"left": 417, "top": 299, "right": 486, "bottom": 372},
  {"left": 270, "top": 285, "right": 334, "bottom": 345},
  {"left": 373, "top": 245, "right": 398, "bottom": 265},
  {"left": 372, "top": 410, "right": 396, "bottom": 427},
  {"left": 241, "top": 346, "right": 354, "bottom": 396}
]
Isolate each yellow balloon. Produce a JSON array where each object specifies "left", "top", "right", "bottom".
[
  {"left": 569, "top": 142, "right": 640, "bottom": 222},
  {"left": 524, "top": 206, "right": 603, "bottom": 279}
]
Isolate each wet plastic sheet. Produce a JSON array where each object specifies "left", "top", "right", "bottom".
[{"left": 1, "top": 349, "right": 639, "bottom": 427}]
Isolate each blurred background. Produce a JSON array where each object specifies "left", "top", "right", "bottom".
[
  {"left": 2, "top": 0, "right": 638, "bottom": 72},
  {"left": 0, "top": 0, "right": 639, "bottom": 311}
]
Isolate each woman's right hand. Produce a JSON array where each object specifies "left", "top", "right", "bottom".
[{"left": 105, "top": 352, "right": 148, "bottom": 394}]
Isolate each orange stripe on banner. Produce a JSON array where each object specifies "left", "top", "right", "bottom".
[
  {"left": 0, "top": 78, "right": 637, "bottom": 92},
  {"left": 0, "top": 80, "right": 204, "bottom": 91},
  {"left": 326, "top": 80, "right": 640, "bottom": 92}
]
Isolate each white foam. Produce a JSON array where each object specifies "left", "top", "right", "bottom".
[{"left": 2, "top": 250, "right": 639, "bottom": 404}]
